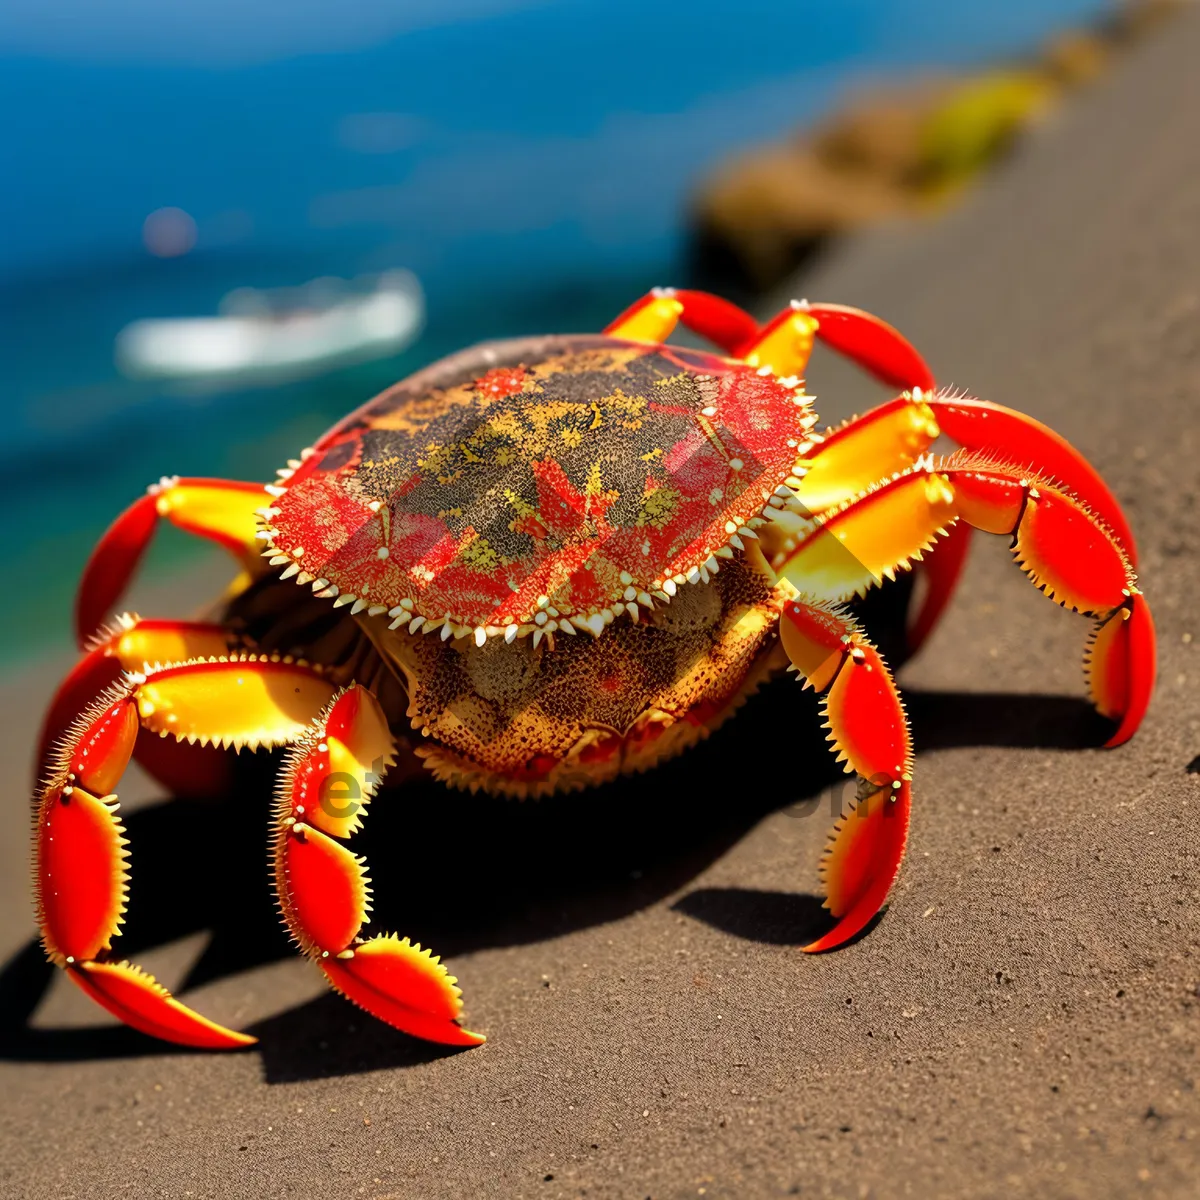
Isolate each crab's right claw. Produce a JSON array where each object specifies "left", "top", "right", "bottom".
[
  {"left": 274, "top": 686, "right": 484, "bottom": 1047},
  {"left": 36, "top": 654, "right": 342, "bottom": 1048},
  {"left": 779, "top": 602, "right": 913, "bottom": 953}
]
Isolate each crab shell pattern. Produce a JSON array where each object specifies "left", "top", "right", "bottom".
[{"left": 33, "top": 290, "right": 1155, "bottom": 1051}]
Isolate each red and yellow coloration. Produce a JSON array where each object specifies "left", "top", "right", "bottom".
[
  {"left": 779, "top": 601, "right": 912, "bottom": 951},
  {"left": 272, "top": 687, "right": 482, "bottom": 1046},
  {"left": 31, "top": 289, "right": 1156, "bottom": 1049},
  {"left": 75, "top": 478, "right": 265, "bottom": 647}
]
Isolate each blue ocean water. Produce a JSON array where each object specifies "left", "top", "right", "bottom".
[{"left": 0, "top": 0, "right": 1104, "bottom": 663}]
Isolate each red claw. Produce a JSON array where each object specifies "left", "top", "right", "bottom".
[
  {"left": 34, "top": 656, "right": 343, "bottom": 1050},
  {"left": 804, "top": 781, "right": 912, "bottom": 953},
  {"left": 35, "top": 691, "right": 254, "bottom": 1049}
]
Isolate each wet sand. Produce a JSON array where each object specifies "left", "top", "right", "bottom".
[{"left": 2, "top": 10, "right": 1199, "bottom": 1198}]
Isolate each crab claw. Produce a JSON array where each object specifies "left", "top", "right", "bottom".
[
  {"left": 808, "top": 779, "right": 913, "bottom": 954},
  {"left": 35, "top": 654, "right": 345, "bottom": 1048},
  {"left": 779, "top": 601, "right": 913, "bottom": 952},
  {"left": 274, "top": 686, "right": 484, "bottom": 1047}
]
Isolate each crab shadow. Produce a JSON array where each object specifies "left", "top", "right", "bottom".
[{"left": 0, "top": 661, "right": 1111, "bottom": 1083}]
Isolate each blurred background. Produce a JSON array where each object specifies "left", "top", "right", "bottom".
[{"left": 1, "top": 0, "right": 1169, "bottom": 667}]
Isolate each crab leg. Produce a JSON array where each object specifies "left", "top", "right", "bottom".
[
  {"left": 76, "top": 477, "right": 266, "bottom": 646},
  {"left": 604, "top": 287, "right": 760, "bottom": 354},
  {"left": 34, "top": 654, "right": 338, "bottom": 1047},
  {"left": 927, "top": 392, "right": 1138, "bottom": 562},
  {"left": 604, "top": 292, "right": 938, "bottom": 398},
  {"left": 785, "top": 387, "right": 1140, "bottom": 651},
  {"left": 605, "top": 292, "right": 978, "bottom": 651},
  {"left": 791, "top": 390, "right": 1138, "bottom": 560},
  {"left": 779, "top": 602, "right": 912, "bottom": 952},
  {"left": 776, "top": 455, "right": 1156, "bottom": 745},
  {"left": 902, "top": 520, "right": 974, "bottom": 653},
  {"left": 739, "top": 301, "right": 936, "bottom": 391},
  {"left": 36, "top": 615, "right": 235, "bottom": 790},
  {"left": 273, "top": 686, "right": 484, "bottom": 1047}
]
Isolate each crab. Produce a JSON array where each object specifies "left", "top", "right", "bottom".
[{"left": 32, "top": 288, "right": 1155, "bottom": 1050}]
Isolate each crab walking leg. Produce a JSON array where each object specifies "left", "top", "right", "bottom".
[
  {"left": 603, "top": 288, "right": 760, "bottom": 354},
  {"left": 34, "top": 655, "right": 338, "bottom": 1048},
  {"left": 776, "top": 456, "right": 1156, "bottom": 745},
  {"left": 774, "top": 390, "right": 961, "bottom": 655},
  {"left": 741, "top": 305, "right": 966, "bottom": 645},
  {"left": 36, "top": 615, "right": 235, "bottom": 787},
  {"left": 929, "top": 393, "right": 1138, "bottom": 563},
  {"left": 273, "top": 686, "right": 484, "bottom": 1046},
  {"left": 605, "top": 293, "right": 936, "bottom": 392},
  {"left": 902, "top": 521, "right": 974, "bottom": 653},
  {"left": 739, "top": 301, "right": 936, "bottom": 391},
  {"left": 786, "top": 388, "right": 1141, "bottom": 650},
  {"left": 779, "top": 602, "right": 913, "bottom": 952},
  {"left": 793, "top": 390, "right": 1138, "bottom": 561},
  {"left": 76, "top": 477, "right": 266, "bottom": 646}
]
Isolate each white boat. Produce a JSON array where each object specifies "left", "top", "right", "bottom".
[{"left": 115, "top": 269, "right": 424, "bottom": 385}]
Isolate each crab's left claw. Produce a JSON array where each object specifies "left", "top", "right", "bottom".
[
  {"left": 780, "top": 601, "right": 913, "bottom": 952},
  {"left": 274, "top": 686, "right": 485, "bottom": 1047}
]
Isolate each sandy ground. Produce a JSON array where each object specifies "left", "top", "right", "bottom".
[{"left": 2, "top": 12, "right": 1199, "bottom": 1199}]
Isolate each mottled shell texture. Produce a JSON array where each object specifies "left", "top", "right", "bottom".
[{"left": 267, "top": 336, "right": 811, "bottom": 636}]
